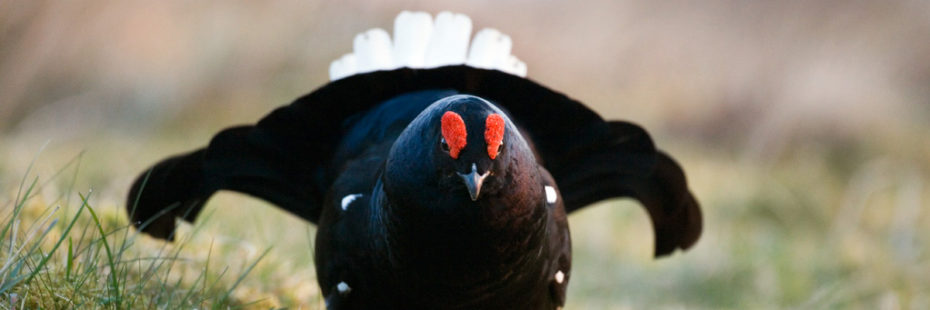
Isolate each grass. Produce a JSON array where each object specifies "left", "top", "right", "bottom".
[
  {"left": 0, "top": 2, "right": 928, "bottom": 307},
  {"left": 0, "top": 153, "right": 283, "bottom": 309},
  {"left": 0, "top": 130, "right": 926, "bottom": 309},
  {"left": 566, "top": 145, "right": 930, "bottom": 309}
]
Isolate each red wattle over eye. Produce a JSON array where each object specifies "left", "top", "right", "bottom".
[
  {"left": 441, "top": 111, "right": 467, "bottom": 159},
  {"left": 485, "top": 114, "right": 505, "bottom": 159}
]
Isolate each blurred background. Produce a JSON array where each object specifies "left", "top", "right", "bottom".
[{"left": 1, "top": 0, "right": 928, "bottom": 308}]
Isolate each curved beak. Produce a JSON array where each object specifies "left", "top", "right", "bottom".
[{"left": 457, "top": 163, "right": 491, "bottom": 201}]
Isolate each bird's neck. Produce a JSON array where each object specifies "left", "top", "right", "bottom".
[{"left": 374, "top": 184, "right": 550, "bottom": 292}]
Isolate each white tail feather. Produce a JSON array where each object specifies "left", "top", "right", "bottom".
[
  {"left": 499, "top": 55, "right": 527, "bottom": 77},
  {"left": 329, "top": 53, "right": 358, "bottom": 81},
  {"left": 329, "top": 11, "right": 527, "bottom": 81},
  {"left": 424, "top": 12, "right": 472, "bottom": 67},
  {"left": 393, "top": 11, "right": 433, "bottom": 68},
  {"left": 353, "top": 28, "right": 394, "bottom": 73},
  {"left": 466, "top": 29, "right": 512, "bottom": 70}
]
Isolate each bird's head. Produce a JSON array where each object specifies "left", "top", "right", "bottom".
[{"left": 384, "top": 94, "right": 540, "bottom": 214}]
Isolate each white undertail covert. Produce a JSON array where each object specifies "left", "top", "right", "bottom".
[{"left": 329, "top": 11, "right": 527, "bottom": 81}]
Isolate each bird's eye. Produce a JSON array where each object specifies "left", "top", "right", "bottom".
[
  {"left": 440, "top": 137, "right": 451, "bottom": 152},
  {"left": 496, "top": 142, "right": 503, "bottom": 155}
]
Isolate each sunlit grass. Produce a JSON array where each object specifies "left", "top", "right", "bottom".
[
  {"left": 2, "top": 129, "right": 926, "bottom": 309},
  {"left": 2, "top": 1, "right": 929, "bottom": 308},
  {"left": 0, "top": 155, "right": 280, "bottom": 309},
  {"left": 566, "top": 142, "right": 929, "bottom": 309}
]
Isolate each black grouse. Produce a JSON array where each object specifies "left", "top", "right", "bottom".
[{"left": 126, "top": 11, "right": 702, "bottom": 309}]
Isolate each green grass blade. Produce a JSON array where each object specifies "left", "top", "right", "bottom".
[
  {"left": 217, "top": 246, "right": 272, "bottom": 309},
  {"left": 83, "top": 194, "right": 122, "bottom": 305},
  {"left": 0, "top": 177, "right": 38, "bottom": 244},
  {"left": 20, "top": 194, "right": 88, "bottom": 287},
  {"left": 66, "top": 237, "right": 74, "bottom": 282}
]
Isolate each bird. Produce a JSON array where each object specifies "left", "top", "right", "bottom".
[{"left": 126, "top": 11, "right": 702, "bottom": 309}]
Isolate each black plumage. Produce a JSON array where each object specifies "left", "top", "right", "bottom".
[{"left": 126, "top": 65, "right": 702, "bottom": 309}]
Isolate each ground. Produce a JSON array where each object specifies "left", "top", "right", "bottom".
[{"left": 1, "top": 1, "right": 929, "bottom": 308}]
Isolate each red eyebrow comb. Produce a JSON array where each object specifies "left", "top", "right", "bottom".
[
  {"left": 441, "top": 111, "right": 467, "bottom": 159},
  {"left": 485, "top": 114, "right": 505, "bottom": 159}
]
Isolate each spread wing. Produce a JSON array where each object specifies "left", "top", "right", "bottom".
[{"left": 128, "top": 66, "right": 701, "bottom": 256}]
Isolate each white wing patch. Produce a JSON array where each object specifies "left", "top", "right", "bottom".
[
  {"left": 341, "top": 193, "right": 364, "bottom": 210},
  {"left": 329, "top": 11, "right": 527, "bottom": 81},
  {"left": 336, "top": 281, "right": 352, "bottom": 295},
  {"left": 545, "top": 186, "right": 558, "bottom": 204},
  {"left": 554, "top": 270, "right": 565, "bottom": 284}
]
